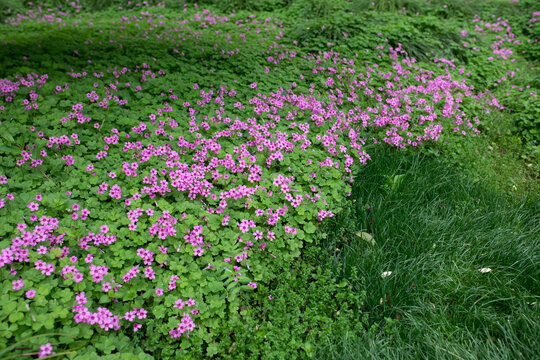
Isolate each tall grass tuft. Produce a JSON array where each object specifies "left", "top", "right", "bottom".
[{"left": 317, "top": 146, "right": 540, "bottom": 359}]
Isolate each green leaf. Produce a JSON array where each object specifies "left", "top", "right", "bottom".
[
  {"left": 304, "top": 222, "right": 317, "bottom": 234},
  {"left": 208, "top": 281, "right": 224, "bottom": 293},
  {"left": 206, "top": 342, "right": 220, "bottom": 357},
  {"left": 49, "top": 247, "right": 62, "bottom": 259},
  {"left": 44, "top": 316, "right": 55, "bottom": 329},
  {"left": 8, "top": 312, "right": 23, "bottom": 323},
  {"left": 153, "top": 305, "right": 166, "bottom": 319},
  {"left": 156, "top": 253, "right": 168, "bottom": 264}
]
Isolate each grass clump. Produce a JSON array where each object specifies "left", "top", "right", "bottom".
[{"left": 318, "top": 146, "right": 539, "bottom": 359}]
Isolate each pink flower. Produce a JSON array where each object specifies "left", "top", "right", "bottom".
[
  {"left": 12, "top": 279, "right": 24, "bottom": 290},
  {"left": 27, "top": 202, "right": 39, "bottom": 212},
  {"left": 26, "top": 289, "right": 36, "bottom": 298},
  {"left": 174, "top": 298, "right": 184, "bottom": 309},
  {"left": 124, "top": 311, "right": 136, "bottom": 321},
  {"left": 39, "top": 343, "right": 53, "bottom": 358},
  {"left": 136, "top": 308, "right": 147, "bottom": 319},
  {"left": 155, "top": 288, "right": 163, "bottom": 296},
  {"left": 237, "top": 220, "right": 250, "bottom": 233}
]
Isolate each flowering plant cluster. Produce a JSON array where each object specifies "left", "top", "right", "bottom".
[{"left": 0, "top": 0, "right": 534, "bottom": 358}]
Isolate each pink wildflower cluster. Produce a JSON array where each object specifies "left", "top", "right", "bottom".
[
  {"left": 530, "top": 11, "right": 540, "bottom": 28},
  {"left": 77, "top": 230, "right": 117, "bottom": 249},
  {"left": 168, "top": 274, "right": 179, "bottom": 291},
  {"left": 137, "top": 248, "right": 154, "bottom": 265},
  {"left": 60, "top": 265, "right": 84, "bottom": 282},
  {"left": 237, "top": 218, "right": 256, "bottom": 234},
  {"left": 123, "top": 307, "right": 147, "bottom": 322},
  {"left": 35, "top": 259, "right": 55, "bottom": 276},
  {"left": 89, "top": 264, "right": 109, "bottom": 283},
  {"left": 109, "top": 184, "right": 122, "bottom": 199},
  {"left": 73, "top": 292, "right": 121, "bottom": 331},
  {"left": 183, "top": 224, "right": 205, "bottom": 256},
  {"left": 121, "top": 265, "right": 140, "bottom": 283},
  {"left": 169, "top": 313, "right": 197, "bottom": 339},
  {"left": 0, "top": 73, "right": 47, "bottom": 103},
  {"left": 318, "top": 209, "right": 335, "bottom": 221},
  {"left": 149, "top": 210, "right": 177, "bottom": 240},
  {"left": 55, "top": 83, "right": 69, "bottom": 94}
]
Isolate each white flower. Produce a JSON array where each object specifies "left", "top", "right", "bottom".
[
  {"left": 478, "top": 268, "right": 492, "bottom": 273},
  {"left": 381, "top": 271, "right": 392, "bottom": 278}
]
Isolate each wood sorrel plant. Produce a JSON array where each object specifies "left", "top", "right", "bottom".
[{"left": 0, "top": 1, "right": 520, "bottom": 357}]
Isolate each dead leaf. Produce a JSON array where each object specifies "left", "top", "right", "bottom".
[{"left": 355, "top": 231, "right": 375, "bottom": 246}]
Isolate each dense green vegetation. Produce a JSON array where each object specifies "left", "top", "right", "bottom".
[{"left": 0, "top": 0, "right": 538, "bottom": 359}]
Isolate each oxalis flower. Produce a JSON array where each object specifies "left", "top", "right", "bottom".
[{"left": 38, "top": 343, "right": 54, "bottom": 358}]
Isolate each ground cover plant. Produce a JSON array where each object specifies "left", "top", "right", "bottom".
[{"left": 0, "top": 0, "right": 538, "bottom": 359}]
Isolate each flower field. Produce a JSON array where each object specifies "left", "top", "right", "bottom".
[{"left": 0, "top": 0, "right": 539, "bottom": 359}]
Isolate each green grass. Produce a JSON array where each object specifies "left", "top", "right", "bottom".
[{"left": 310, "top": 145, "right": 540, "bottom": 359}]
